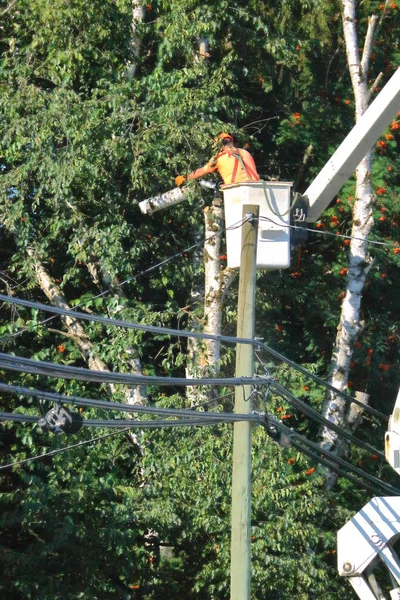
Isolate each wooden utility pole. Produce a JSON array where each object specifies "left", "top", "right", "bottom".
[{"left": 230, "top": 205, "right": 259, "bottom": 600}]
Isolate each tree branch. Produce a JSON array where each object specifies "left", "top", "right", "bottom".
[
  {"left": 1, "top": 0, "right": 17, "bottom": 16},
  {"left": 361, "top": 14, "right": 378, "bottom": 79}
]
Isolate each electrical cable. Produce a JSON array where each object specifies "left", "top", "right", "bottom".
[
  {"left": 271, "top": 380, "right": 385, "bottom": 459},
  {"left": 267, "top": 417, "right": 399, "bottom": 496},
  {"left": 258, "top": 215, "right": 397, "bottom": 248},
  {"left": 0, "top": 216, "right": 249, "bottom": 344},
  {"left": 0, "top": 352, "right": 264, "bottom": 387},
  {"left": 0, "top": 293, "right": 388, "bottom": 421},
  {"left": 2, "top": 408, "right": 394, "bottom": 497},
  {"left": 0, "top": 294, "right": 254, "bottom": 346},
  {"left": 289, "top": 436, "right": 395, "bottom": 496},
  {"left": 1, "top": 376, "right": 383, "bottom": 467},
  {"left": 190, "top": 390, "right": 235, "bottom": 411},
  {"left": 0, "top": 411, "right": 237, "bottom": 428},
  {"left": 1, "top": 352, "right": 384, "bottom": 462},
  {"left": 256, "top": 343, "right": 387, "bottom": 421},
  {"left": 0, "top": 381, "right": 260, "bottom": 422},
  {"left": 0, "top": 412, "right": 38, "bottom": 423},
  {"left": 290, "top": 433, "right": 398, "bottom": 496},
  {"left": 0, "top": 427, "right": 132, "bottom": 471}
]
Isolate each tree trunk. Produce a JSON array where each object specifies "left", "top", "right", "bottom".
[
  {"left": 203, "top": 200, "right": 235, "bottom": 370},
  {"left": 26, "top": 248, "right": 144, "bottom": 449},
  {"left": 186, "top": 199, "right": 236, "bottom": 405},
  {"left": 125, "top": 1, "right": 145, "bottom": 79},
  {"left": 320, "top": 3, "right": 379, "bottom": 483}
]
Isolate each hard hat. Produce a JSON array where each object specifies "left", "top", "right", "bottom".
[{"left": 215, "top": 132, "right": 233, "bottom": 143}]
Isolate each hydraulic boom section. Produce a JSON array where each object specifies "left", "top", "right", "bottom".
[{"left": 337, "top": 497, "right": 400, "bottom": 600}]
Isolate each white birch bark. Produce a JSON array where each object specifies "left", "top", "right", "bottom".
[
  {"left": 125, "top": 1, "right": 145, "bottom": 79},
  {"left": 26, "top": 248, "right": 143, "bottom": 449},
  {"left": 185, "top": 225, "right": 207, "bottom": 405},
  {"left": 185, "top": 200, "right": 235, "bottom": 405},
  {"left": 320, "top": 4, "right": 379, "bottom": 480},
  {"left": 27, "top": 248, "right": 110, "bottom": 373},
  {"left": 203, "top": 201, "right": 235, "bottom": 369}
]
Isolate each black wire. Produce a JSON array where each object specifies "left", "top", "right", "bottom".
[
  {"left": 271, "top": 380, "right": 385, "bottom": 460},
  {"left": 256, "top": 347, "right": 387, "bottom": 421},
  {"left": 0, "top": 428, "right": 132, "bottom": 471},
  {"left": 289, "top": 431, "right": 397, "bottom": 495},
  {"left": 0, "top": 411, "right": 236, "bottom": 428},
  {"left": 266, "top": 416, "right": 399, "bottom": 496},
  {"left": 0, "top": 216, "right": 248, "bottom": 344},
  {"left": 0, "top": 412, "right": 38, "bottom": 423},
  {"left": 0, "top": 293, "right": 388, "bottom": 420},
  {"left": 0, "top": 352, "right": 263, "bottom": 387},
  {"left": 190, "top": 390, "right": 235, "bottom": 411},
  {"left": 1, "top": 354, "right": 383, "bottom": 459},
  {"left": 258, "top": 215, "right": 395, "bottom": 248},
  {"left": 0, "top": 382, "right": 260, "bottom": 422},
  {"left": 290, "top": 437, "right": 394, "bottom": 496},
  {"left": 1, "top": 409, "right": 394, "bottom": 496},
  {"left": 0, "top": 376, "right": 384, "bottom": 467},
  {"left": 0, "top": 293, "right": 254, "bottom": 347}
]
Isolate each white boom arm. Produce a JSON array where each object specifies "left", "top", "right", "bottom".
[
  {"left": 337, "top": 497, "right": 400, "bottom": 600},
  {"left": 385, "top": 388, "right": 400, "bottom": 475},
  {"left": 304, "top": 68, "right": 400, "bottom": 222}
]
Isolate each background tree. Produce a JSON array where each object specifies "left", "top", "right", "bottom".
[{"left": 1, "top": 0, "right": 400, "bottom": 598}]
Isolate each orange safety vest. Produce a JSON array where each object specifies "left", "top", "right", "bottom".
[{"left": 207, "top": 147, "right": 260, "bottom": 185}]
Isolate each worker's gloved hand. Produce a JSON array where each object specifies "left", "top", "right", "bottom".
[{"left": 175, "top": 175, "right": 186, "bottom": 187}]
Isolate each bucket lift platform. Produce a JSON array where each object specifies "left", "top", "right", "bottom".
[{"left": 338, "top": 497, "right": 400, "bottom": 599}]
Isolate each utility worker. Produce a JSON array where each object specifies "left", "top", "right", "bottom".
[{"left": 175, "top": 133, "right": 260, "bottom": 187}]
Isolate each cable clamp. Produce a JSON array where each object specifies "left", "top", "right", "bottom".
[
  {"left": 39, "top": 405, "right": 83, "bottom": 435},
  {"left": 254, "top": 336, "right": 264, "bottom": 351}
]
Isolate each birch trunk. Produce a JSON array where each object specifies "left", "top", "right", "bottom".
[
  {"left": 203, "top": 200, "right": 235, "bottom": 370},
  {"left": 125, "top": 1, "right": 145, "bottom": 79},
  {"left": 320, "top": 3, "right": 379, "bottom": 484},
  {"left": 185, "top": 221, "right": 208, "bottom": 405},
  {"left": 27, "top": 248, "right": 110, "bottom": 373},
  {"left": 186, "top": 199, "right": 235, "bottom": 405},
  {"left": 26, "top": 248, "right": 143, "bottom": 449}
]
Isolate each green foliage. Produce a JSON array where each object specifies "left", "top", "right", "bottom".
[{"left": 1, "top": 0, "right": 400, "bottom": 598}]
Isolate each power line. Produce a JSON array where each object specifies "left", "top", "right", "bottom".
[
  {"left": 271, "top": 380, "right": 385, "bottom": 460},
  {"left": 0, "top": 427, "right": 131, "bottom": 471},
  {"left": 0, "top": 216, "right": 248, "bottom": 344},
  {"left": 258, "top": 215, "right": 398, "bottom": 248},
  {"left": 0, "top": 351, "right": 265, "bottom": 387},
  {"left": 289, "top": 436, "right": 396, "bottom": 496},
  {"left": 254, "top": 349, "right": 386, "bottom": 421},
  {"left": 0, "top": 381, "right": 260, "bottom": 422},
  {"left": 0, "top": 352, "right": 384, "bottom": 461},
  {"left": 0, "top": 293, "right": 389, "bottom": 420},
  {"left": 2, "top": 407, "right": 395, "bottom": 497},
  {"left": 0, "top": 377, "right": 383, "bottom": 464},
  {"left": 255, "top": 347, "right": 387, "bottom": 421},
  {"left": 0, "top": 411, "right": 240, "bottom": 428},
  {"left": 267, "top": 416, "right": 399, "bottom": 496},
  {"left": 289, "top": 432, "right": 397, "bottom": 495}
]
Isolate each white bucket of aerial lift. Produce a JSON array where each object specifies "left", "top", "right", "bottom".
[
  {"left": 337, "top": 497, "right": 400, "bottom": 600},
  {"left": 221, "top": 181, "right": 293, "bottom": 270},
  {"left": 385, "top": 387, "right": 400, "bottom": 474}
]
